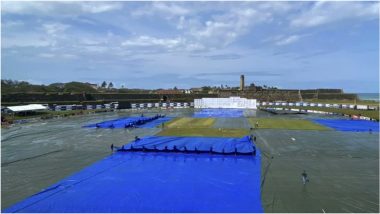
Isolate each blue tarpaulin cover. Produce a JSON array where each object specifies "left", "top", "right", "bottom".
[
  {"left": 83, "top": 116, "right": 171, "bottom": 129},
  {"left": 313, "top": 119, "right": 379, "bottom": 132},
  {"left": 137, "top": 117, "right": 173, "bottom": 128},
  {"left": 120, "top": 135, "right": 256, "bottom": 155},
  {"left": 4, "top": 151, "right": 263, "bottom": 212},
  {"left": 193, "top": 108, "right": 244, "bottom": 118}
]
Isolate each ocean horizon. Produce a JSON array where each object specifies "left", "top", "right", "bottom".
[{"left": 357, "top": 93, "right": 379, "bottom": 101}]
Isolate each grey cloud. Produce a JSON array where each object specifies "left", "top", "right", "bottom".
[
  {"left": 293, "top": 49, "right": 338, "bottom": 60},
  {"left": 205, "top": 54, "right": 243, "bottom": 60},
  {"left": 2, "top": 2, "right": 123, "bottom": 16},
  {"left": 189, "top": 53, "right": 243, "bottom": 60},
  {"left": 290, "top": 2, "right": 379, "bottom": 28}
]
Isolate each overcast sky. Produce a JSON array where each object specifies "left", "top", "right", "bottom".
[{"left": 2, "top": 1, "right": 379, "bottom": 92}]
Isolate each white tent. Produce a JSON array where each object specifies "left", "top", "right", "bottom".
[{"left": 6, "top": 104, "right": 48, "bottom": 112}]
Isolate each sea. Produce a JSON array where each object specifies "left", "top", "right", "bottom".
[{"left": 357, "top": 93, "right": 379, "bottom": 101}]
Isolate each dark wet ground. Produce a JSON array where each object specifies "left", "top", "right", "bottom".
[
  {"left": 1, "top": 109, "right": 379, "bottom": 212},
  {"left": 256, "top": 129, "right": 379, "bottom": 213},
  {"left": 1, "top": 109, "right": 189, "bottom": 209}
]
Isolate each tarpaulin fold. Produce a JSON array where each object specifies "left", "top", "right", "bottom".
[
  {"left": 83, "top": 115, "right": 172, "bottom": 129},
  {"left": 119, "top": 135, "right": 256, "bottom": 155}
]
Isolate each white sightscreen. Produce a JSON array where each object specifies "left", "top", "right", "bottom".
[{"left": 194, "top": 97, "right": 257, "bottom": 109}]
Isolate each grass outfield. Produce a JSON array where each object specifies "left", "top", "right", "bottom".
[
  {"left": 157, "top": 128, "right": 249, "bottom": 137},
  {"left": 247, "top": 118, "right": 330, "bottom": 130},
  {"left": 304, "top": 99, "right": 379, "bottom": 106},
  {"left": 165, "top": 117, "right": 215, "bottom": 128}
]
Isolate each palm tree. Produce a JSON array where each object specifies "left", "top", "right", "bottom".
[{"left": 101, "top": 81, "right": 107, "bottom": 88}]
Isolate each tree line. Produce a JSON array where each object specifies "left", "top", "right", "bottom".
[{"left": 1, "top": 80, "right": 137, "bottom": 94}]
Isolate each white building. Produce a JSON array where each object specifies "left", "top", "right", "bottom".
[{"left": 194, "top": 97, "right": 257, "bottom": 109}]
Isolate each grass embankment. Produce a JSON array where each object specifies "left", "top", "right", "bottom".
[
  {"left": 3, "top": 109, "right": 112, "bottom": 121},
  {"left": 264, "top": 105, "right": 379, "bottom": 120},
  {"left": 158, "top": 117, "right": 249, "bottom": 137},
  {"left": 247, "top": 118, "right": 330, "bottom": 130}
]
